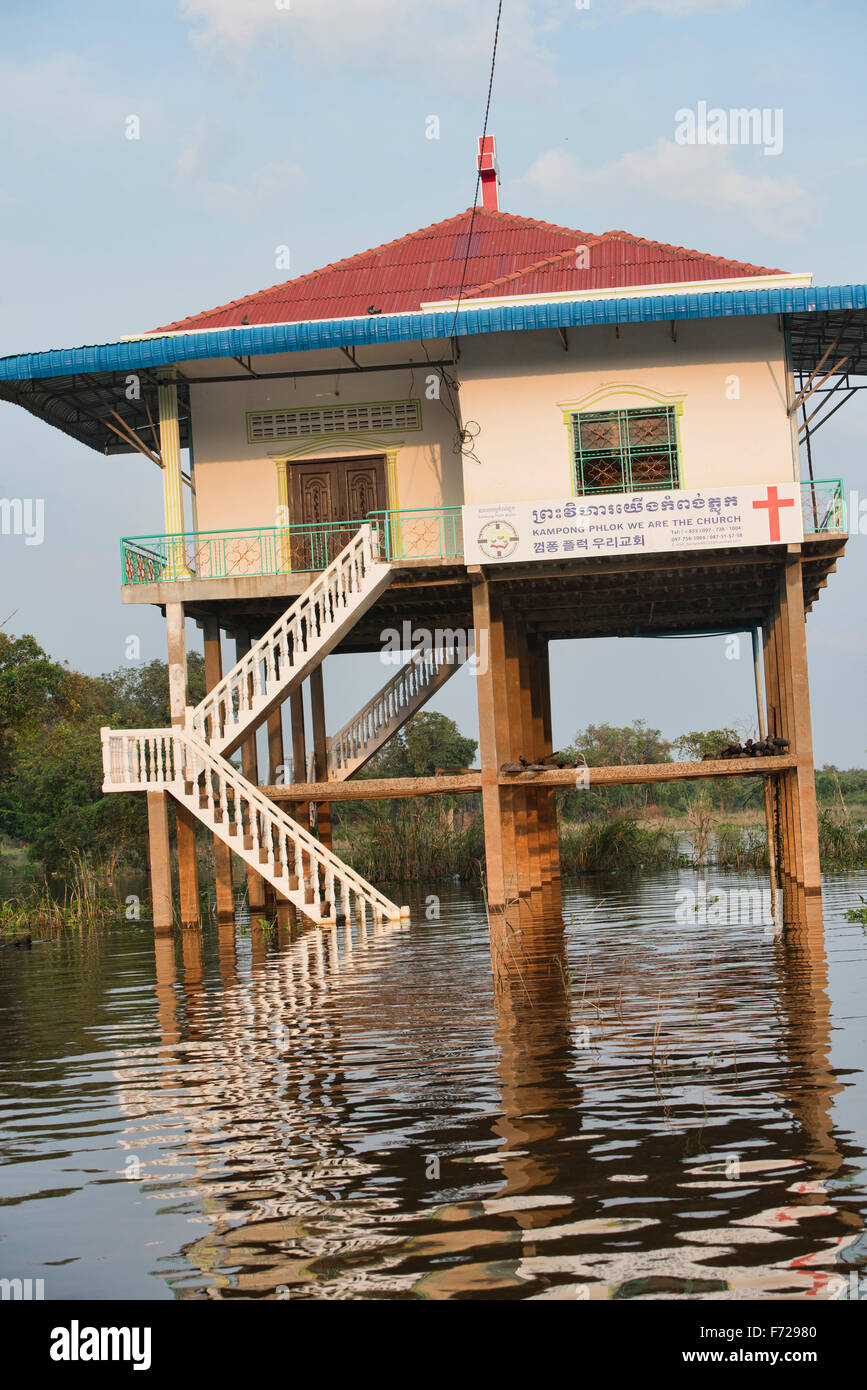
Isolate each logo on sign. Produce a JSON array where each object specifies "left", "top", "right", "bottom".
[{"left": 478, "top": 519, "right": 518, "bottom": 559}]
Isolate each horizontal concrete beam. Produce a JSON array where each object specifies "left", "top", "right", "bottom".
[
  {"left": 501, "top": 754, "right": 796, "bottom": 786},
  {"left": 261, "top": 754, "right": 796, "bottom": 802}
]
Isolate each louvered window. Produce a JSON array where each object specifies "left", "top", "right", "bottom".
[
  {"left": 248, "top": 399, "right": 421, "bottom": 443},
  {"left": 571, "top": 406, "right": 680, "bottom": 495}
]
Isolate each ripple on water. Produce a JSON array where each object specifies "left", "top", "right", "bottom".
[{"left": 0, "top": 870, "right": 865, "bottom": 1300}]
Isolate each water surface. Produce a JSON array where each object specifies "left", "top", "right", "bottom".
[{"left": 1, "top": 870, "right": 866, "bottom": 1300}]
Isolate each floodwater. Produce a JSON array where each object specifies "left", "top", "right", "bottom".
[{"left": 1, "top": 871, "right": 866, "bottom": 1301}]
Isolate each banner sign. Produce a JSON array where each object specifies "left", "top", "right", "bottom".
[{"left": 463, "top": 483, "right": 804, "bottom": 566}]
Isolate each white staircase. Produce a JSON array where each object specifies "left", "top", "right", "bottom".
[
  {"left": 100, "top": 524, "right": 407, "bottom": 929},
  {"left": 327, "top": 644, "right": 467, "bottom": 779},
  {"left": 192, "top": 524, "right": 392, "bottom": 758},
  {"left": 101, "top": 726, "right": 407, "bottom": 926}
]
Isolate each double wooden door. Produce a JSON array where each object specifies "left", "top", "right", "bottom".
[{"left": 289, "top": 455, "right": 387, "bottom": 568}]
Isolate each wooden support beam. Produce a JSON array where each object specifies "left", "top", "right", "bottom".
[{"left": 203, "top": 618, "right": 235, "bottom": 919}]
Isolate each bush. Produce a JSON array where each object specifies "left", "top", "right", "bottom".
[{"left": 558, "top": 816, "right": 681, "bottom": 873}]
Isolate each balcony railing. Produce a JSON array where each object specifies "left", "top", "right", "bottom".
[
  {"left": 801, "top": 477, "right": 845, "bottom": 535},
  {"left": 367, "top": 507, "right": 463, "bottom": 562},
  {"left": 121, "top": 521, "right": 369, "bottom": 586},
  {"left": 120, "top": 486, "right": 844, "bottom": 586}
]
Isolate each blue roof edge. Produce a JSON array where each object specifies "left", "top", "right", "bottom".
[{"left": 1, "top": 283, "right": 865, "bottom": 383}]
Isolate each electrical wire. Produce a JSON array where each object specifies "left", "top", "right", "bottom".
[{"left": 443, "top": 0, "right": 504, "bottom": 465}]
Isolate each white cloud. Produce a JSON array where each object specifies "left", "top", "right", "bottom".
[
  {"left": 175, "top": 125, "right": 306, "bottom": 214},
  {"left": 0, "top": 52, "right": 139, "bottom": 141},
  {"left": 623, "top": 0, "right": 751, "bottom": 13},
  {"left": 522, "top": 138, "right": 815, "bottom": 239},
  {"left": 178, "top": 0, "right": 562, "bottom": 91}
]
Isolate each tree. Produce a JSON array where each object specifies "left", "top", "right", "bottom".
[
  {"left": 675, "top": 728, "right": 742, "bottom": 814},
  {"left": 0, "top": 637, "right": 205, "bottom": 877},
  {"left": 559, "top": 720, "right": 673, "bottom": 817},
  {"left": 674, "top": 728, "right": 739, "bottom": 762},
  {"left": 360, "top": 712, "right": 477, "bottom": 780}
]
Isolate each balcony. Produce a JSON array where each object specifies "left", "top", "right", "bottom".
[
  {"left": 120, "top": 508, "right": 464, "bottom": 587},
  {"left": 120, "top": 483, "right": 844, "bottom": 588}
]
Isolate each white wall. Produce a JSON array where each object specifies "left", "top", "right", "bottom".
[
  {"left": 457, "top": 315, "right": 796, "bottom": 505},
  {"left": 185, "top": 316, "right": 797, "bottom": 529},
  {"left": 188, "top": 348, "right": 460, "bottom": 532}
]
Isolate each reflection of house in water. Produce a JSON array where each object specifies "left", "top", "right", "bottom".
[{"left": 112, "top": 889, "right": 863, "bottom": 1299}]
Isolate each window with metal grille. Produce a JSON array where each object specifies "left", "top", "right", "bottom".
[
  {"left": 247, "top": 399, "right": 421, "bottom": 443},
  {"left": 571, "top": 406, "right": 680, "bottom": 495}
]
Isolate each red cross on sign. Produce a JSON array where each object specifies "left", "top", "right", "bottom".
[{"left": 752, "top": 485, "right": 795, "bottom": 543}]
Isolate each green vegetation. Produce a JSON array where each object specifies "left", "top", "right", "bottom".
[
  {"left": 1, "top": 632, "right": 206, "bottom": 878},
  {"left": 0, "top": 849, "right": 127, "bottom": 934},
  {"left": 2, "top": 634, "right": 867, "bottom": 910},
  {"left": 333, "top": 712, "right": 484, "bottom": 882},
  {"left": 559, "top": 816, "right": 680, "bottom": 873}
]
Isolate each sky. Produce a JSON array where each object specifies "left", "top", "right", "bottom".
[{"left": 0, "top": 0, "right": 865, "bottom": 765}]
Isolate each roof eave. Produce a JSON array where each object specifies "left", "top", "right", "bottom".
[{"left": 2, "top": 282, "right": 866, "bottom": 386}]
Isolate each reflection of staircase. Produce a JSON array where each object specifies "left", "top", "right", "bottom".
[
  {"left": 192, "top": 525, "right": 393, "bottom": 758},
  {"left": 327, "top": 645, "right": 467, "bottom": 779},
  {"left": 101, "top": 525, "right": 407, "bottom": 927},
  {"left": 102, "top": 727, "right": 406, "bottom": 925}
]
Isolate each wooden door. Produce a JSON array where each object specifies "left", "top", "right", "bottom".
[{"left": 289, "top": 455, "right": 387, "bottom": 569}]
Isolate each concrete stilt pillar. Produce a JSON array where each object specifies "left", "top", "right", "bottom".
[
  {"left": 473, "top": 579, "right": 564, "bottom": 974},
  {"left": 147, "top": 790, "right": 174, "bottom": 934},
  {"left": 517, "top": 626, "right": 542, "bottom": 893},
  {"left": 310, "top": 664, "right": 332, "bottom": 850},
  {"left": 472, "top": 575, "right": 511, "bottom": 917},
  {"left": 290, "top": 687, "right": 314, "bottom": 908},
  {"left": 265, "top": 702, "right": 295, "bottom": 923},
  {"left": 202, "top": 619, "right": 235, "bottom": 919},
  {"left": 528, "top": 631, "right": 561, "bottom": 894},
  {"left": 503, "top": 615, "right": 531, "bottom": 898},
  {"left": 155, "top": 372, "right": 192, "bottom": 581},
  {"left": 166, "top": 602, "right": 200, "bottom": 927},
  {"left": 763, "top": 554, "right": 822, "bottom": 921},
  {"left": 235, "top": 628, "right": 267, "bottom": 913}
]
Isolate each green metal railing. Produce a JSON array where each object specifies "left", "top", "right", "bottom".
[
  {"left": 367, "top": 507, "right": 463, "bottom": 562},
  {"left": 120, "top": 487, "right": 844, "bottom": 586},
  {"left": 120, "top": 521, "right": 375, "bottom": 586},
  {"left": 801, "top": 478, "right": 845, "bottom": 535}
]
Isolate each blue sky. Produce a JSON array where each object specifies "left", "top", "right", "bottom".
[{"left": 1, "top": 0, "right": 865, "bottom": 764}]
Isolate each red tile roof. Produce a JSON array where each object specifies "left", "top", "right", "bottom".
[{"left": 154, "top": 208, "right": 786, "bottom": 333}]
